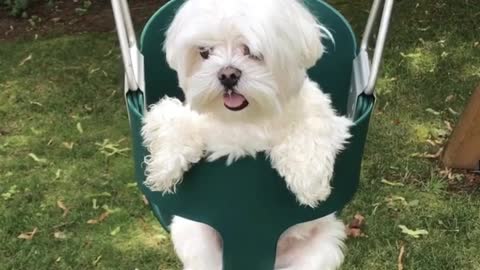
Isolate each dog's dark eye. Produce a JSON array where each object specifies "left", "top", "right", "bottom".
[
  {"left": 243, "top": 45, "right": 251, "bottom": 56},
  {"left": 199, "top": 47, "right": 210, "bottom": 59},
  {"left": 243, "top": 45, "right": 263, "bottom": 61}
]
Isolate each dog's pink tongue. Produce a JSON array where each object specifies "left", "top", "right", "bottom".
[{"left": 223, "top": 92, "right": 246, "bottom": 108}]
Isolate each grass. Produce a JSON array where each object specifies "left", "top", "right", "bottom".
[{"left": 1, "top": 0, "right": 479, "bottom": 269}]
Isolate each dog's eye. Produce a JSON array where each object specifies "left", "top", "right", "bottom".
[
  {"left": 199, "top": 47, "right": 210, "bottom": 59},
  {"left": 243, "top": 45, "right": 263, "bottom": 61},
  {"left": 243, "top": 45, "right": 251, "bottom": 56}
]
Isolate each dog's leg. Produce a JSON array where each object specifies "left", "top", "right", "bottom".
[
  {"left": 142, "top": 97, "right": 204, "bottom": 193},
  {"left": 275, "top": 215, "right": 346, "bottom": 270},
  {"left": 171, "top": 216, "right": 223, "bottom": 270},
  {"left": 269, "top": 84, "right": 352, "bottom": 207}
]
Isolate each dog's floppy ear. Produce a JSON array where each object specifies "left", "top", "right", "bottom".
[
  {"left": 164, "top": 16, "right": 183, "bottom": 71},
  {"left": 163, "top": 0, "right": 196, "bottom": 71},
  {"left": 291, "top": 1, "right": 328, "bottom": 69}
]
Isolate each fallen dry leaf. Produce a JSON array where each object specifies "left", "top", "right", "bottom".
[
  {"left": 93, "top": 255, "right": 102, "bottom": 266},
  {"left": 18, "top": 228, "right": 38, "bottom": 240},
  {"left": 28, "top": 153, "right": 47, "bottom": 163},
  {"left": 351, "top": 213, "right": 365, "bottom": 227},
  {"left": 62, "top": 142, "right": 74, "bottom": 150},
  {"left": 398, "top": 244, "right": 405, "bottom": 270},
  {"left": 87, "top": 211, "right": 110, "bottom": 225},
  {"left": 142, "top": 195, "right": 149, "bottom": 205},
  {"left": 425, "top": 108, "right": 440, "bottom": 116},
  {"left": 76, "top": 122, "right": 84, "bottom": 134},
  {"left": 426, "top": 139, "right": 437, "bottom": 146},
  {"left": 398, "top": 225, "right": 428, "bottom": 238},
  {"left": 411, "top": 147, "right": 443, "bottom": 159},
  {"left": 347, "top": 228, "right": 363, "bottom": 238},
  {"left": 57, "top": 200, "right": 69, "bottom": 217},
  {"left": 346, "top": 213, "right": 367, "bottom": 238},
  {"left": 19, "top": 54, "right": 33, "bottom": 66},
  {"left": 445, "top": 95, "right": 455, "bottom": 102},
  {"left": 29, "top": 101, "right": 43, "bottom": 107},
  {"left": 447, "top": 107, "right": 459, "bottom": 116},
  {"left": 54, "top": 231, "right": 67, "bottom": 239},
  {"left": 110, "top": 226, "right": 121, "bottom": 236},
  {"left": 444, "top": 120, "right": 453, "bottom": 132},
  {"left": 426, "top": 147, "right": 444, "bottom": 159},
  {"left": 381, "top": 179, "right": 405, "bottom": 187}
]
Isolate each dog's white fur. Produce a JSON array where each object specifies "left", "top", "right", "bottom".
[{"left": 142, "top": 0, "right": 352, "bottom": 269}]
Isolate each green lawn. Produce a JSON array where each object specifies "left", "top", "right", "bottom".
[{"left": 1, "top": 0, "right": 480, "bottom": 269}]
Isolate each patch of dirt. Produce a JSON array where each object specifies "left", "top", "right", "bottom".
[
  {"left": 447, "top": 169, "right": 480, "bottom": 194},
  {"left": 0, "top": 0, "right": 168, "bottom": 41}
]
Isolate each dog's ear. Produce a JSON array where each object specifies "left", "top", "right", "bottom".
[
  {"left": 292, "top": 2, "right": 327, "bottom": 69},
  {"left": 163, "top": 0, "right": 197, "bottom": 72},
  {"left": 164, "top": 17, "right": 182, "bottom": 71}
]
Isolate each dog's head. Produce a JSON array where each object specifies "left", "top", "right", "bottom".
[{"left": 164, "top": 0, "right": 329, "bottom": 120}]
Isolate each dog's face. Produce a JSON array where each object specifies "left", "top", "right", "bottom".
[{"left": 164, "top": 0, "right": 327, "bottom": 120}]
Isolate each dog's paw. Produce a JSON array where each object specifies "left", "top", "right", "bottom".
[
  {"left": 142, "top": 97, "right": 204, "bottom": 193},
  {"left": 271, "top": 152, "right": 334, "bottom": 208},
  {"left": 283, "top": 170, "right": 332, "bottom": 208},
  {"left": 144, "top": 149, "right": 201, "bottom": 193},
  {"left": 270, "top": 138, "right": 335, "bottom": 208},
  {"left": 294, "top": 183, "right": 331, "bottom": 208}
]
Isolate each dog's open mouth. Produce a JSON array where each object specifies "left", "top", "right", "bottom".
[{"left": 223, "top": 90, "right": 249, "bottom": 111}]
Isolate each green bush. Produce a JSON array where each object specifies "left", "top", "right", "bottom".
[
  {"left": 2, "top": 0, "right": 31, "bottom": 16},
  {"left": 1, "top": 0, "right": 55, "bottom": 17}
]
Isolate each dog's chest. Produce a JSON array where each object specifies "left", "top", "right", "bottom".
[{"left": 200, "top": 121, "right": 275, "bottom": 158}]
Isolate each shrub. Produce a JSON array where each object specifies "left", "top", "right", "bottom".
[{"left": 1, "top": 0, "right": 55, "bottom": 17}]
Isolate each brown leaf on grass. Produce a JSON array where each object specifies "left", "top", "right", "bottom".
[
  {"left": 444, "top": 120, "right": 453, "bottom": 132},
  {"left": 351, "top": 213, "right": 365, "bottom": 227},
  {"left": 87, "top": 211, "right": 110, "bottom": 225},
  {"left": 92, "top": 255, "right": 102, "bottom": 266},
  {"left": 18, "top": 228, "right": 38, "bottom": 240},
  {"left": 142, "top": 195, "right": 149, "bottom": 206},
  {"left": 54, "top": 231, "right": 67, "bottom": 239},
  {"left": 425, "top": 139, "right": 437, "bottom": 146},
  {"left": 28, "top": 153, "right": 47, "bottom": 163},
  {"left": 347, "top": 228, "right": 364, "bottom": 238},
  {"left": 62, "top": 142, "right": 74, "bottom": 150},
  {"left": 411, "top": 147, "right": 444, "bottom": 159},
  {"left": 346, "top": 213, "right": 367, "bottom": 238},
  {"left": 445, "top": 95, "right": 455, "bottom": 102},
  {"left": 19, "top": 54, "right": 32, "bottom": 66},
  {"left": 398, "top": 244, "right": 405, "bottom": 270},
  {"left": 57, "top": 200, "right": 69, "bottom": 217},
  {"left": 425, "top": 147, "right": 444, "bottom": 159}
]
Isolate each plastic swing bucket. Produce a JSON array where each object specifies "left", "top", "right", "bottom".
[{"left": 112, "top": 0, "right": 394, "bottom": 269}]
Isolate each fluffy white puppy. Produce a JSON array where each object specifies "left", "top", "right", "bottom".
[{"left": 142, "top": 0, "right": 353, "bottom": 269}]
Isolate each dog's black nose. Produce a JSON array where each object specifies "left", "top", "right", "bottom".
[{"left": 218, "top": 66, "right": 242, "bottom": 89}]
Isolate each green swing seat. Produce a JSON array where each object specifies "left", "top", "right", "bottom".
[{"left": 112, "top": 0, "right": 393, "bottom": 269}]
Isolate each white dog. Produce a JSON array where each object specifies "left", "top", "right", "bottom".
[{"left": 142, "top": 0, "right": 353, "bottom": 269}]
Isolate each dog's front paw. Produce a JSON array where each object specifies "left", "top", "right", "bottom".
[
  {"left": 293, "top": 184, "right": 331, "bottom": 208},
  {"left": 283, "top": 169, "right": 332, "bottom": 208},
  {"left": 144, "top": 149, "right": 201, "bottom": 193},
  {"left": 270, "top": 140, "right": 335, "bottom": 208},
  {"left": 142, "top": 97, "right": 204, "bottom": 193}
]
